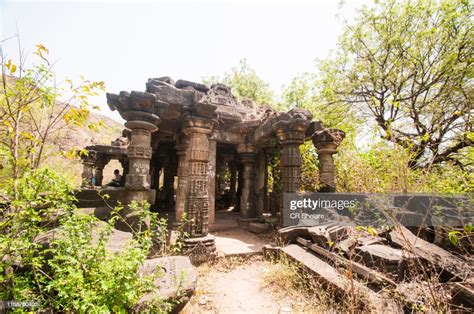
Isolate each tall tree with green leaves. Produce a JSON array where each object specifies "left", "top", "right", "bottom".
[
  {"left": 318, "top": 0, "right": 473, "bottom": 168},
  {"left": 205, "top": 59, "right": 275, "bottom": 106}
]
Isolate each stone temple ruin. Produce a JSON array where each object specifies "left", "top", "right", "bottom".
[{"left": 79, "top": 77, "right": 344, "bottom": 260}]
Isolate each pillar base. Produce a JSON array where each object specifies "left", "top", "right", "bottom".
[{"left": 182, "top": 234, "right": 216, "bottom": 265}]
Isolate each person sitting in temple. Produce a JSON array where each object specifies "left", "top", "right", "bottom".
[{"left": 107, "top": 169, "right": 123, "bottom": 187}]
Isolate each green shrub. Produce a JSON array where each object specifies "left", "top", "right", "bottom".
[{"left": 0, "top": 168, "right": 166, "bottom": 312}]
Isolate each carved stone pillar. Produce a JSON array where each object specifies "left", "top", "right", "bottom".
[
  {"left": 237, "top": 144, "right": 257, "bottom": 219},
  {"left": 208, "top": 138, "right": 217, "bottom": 225},
  {"left": 175, "top": 138, "right": 189, "bottom": 223},
  {"left": 277, "top": 131, "right": 305, "bottom": 194},
  {"left": 181, "top": 117, "right": 216, "bottom": 263},
  {"left": 80, "top": 150, "right": 97, "bottom": 188},
  {"left": 94, "top": 167, "right": 103, "bottom": 186},
  {"left": 121, "top": 117, "right": 159, "bottom": 232},
  {"left": 273, "top": 112, "right": 311, "bottom": 223},
  {"left": 81, "top": 160, "right": 95, "bottom": 188},
  {"left": 163, "top": 156, "right": 177, "bottom": 211},
  {"left": 228, "top": 160, "right": 237, "bottom": 208},
  {"left": 94, "top": 156, "right": 110, "bottom": 186},
  {"left": 106, "top": 90, "right": 160, "bottom": 232},
  {"left": 312, "top": 129, "right": 345, "bottom": 192},
  {"left": 182, "top": 117, "right": 213, "bottom": 237},
  {"left": 274, "top": 110, "right": 311, "bottom": 198},
  {"left": 255, "top": 150, "right": 267, "bottom": 216},
  {"left": 124, "top": 120, "right": 158, "bottom": 201}
]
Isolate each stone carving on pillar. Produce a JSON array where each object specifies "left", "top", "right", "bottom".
[
  {"left": 237, "top": 143, "right": 257, "bottom": 219},
  {"left": 228, "top": 160, "right": 237, "bottom": 207},
  {"left": 175, "top": 138, "right": 189, "bottom": 223},
  {"left": 107, "top": 91, "right": 161, "bottom": 199},
  {"left": 274, "top": 110, "right": 312, "bottom": 194},
  {"left": 80, "top": 150, "right": 97, "bottom": 188},
  {"left": 94, "top": 156, "right": 111, "bottom": 186},
  {"left": 312, "top": 128, "right": 345, "bottom": 192},
  {"left": 181, "top": 116, "right": 216, "bottom": 263},
  {"left": 106, "top": 91, "right": 161, "bottom": 231},
  {"left": 125, "top": 128, "right": 155, "bottom": 193},
  {"left": 182, "top": 117, "right": 213, "bottom": 237},
  {"left": 163, "top": 153, "right": 177, "bottom": 211},
  {"left": 207, "top": 137, "right": 217, "bottom": 225}
]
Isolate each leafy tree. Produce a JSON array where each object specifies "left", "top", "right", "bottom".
[
  {"left": 1, "top": 43, "right": 105, "bottom": 193},
  {"left": 317, "top": 0, "right": 473, "bottom": 168},
  {"left": 282, "top": 73, "right": 361, "bottom": 139},
  {"left": 205, "top": 59, "right": 275, "bottom": 106}
]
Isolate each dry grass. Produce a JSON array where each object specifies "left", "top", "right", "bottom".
[
  {"left": 261, "top": 254, "right": 345, "bottom": 313},
  {"left": 198, "top": 254, "right": 263, "bottom": 275}
]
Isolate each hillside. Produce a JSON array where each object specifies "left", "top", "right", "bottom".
[
  {"left": 62, "top": 110, "right": 124, "bottom": 149},
  {"left": 53, "top": 111, "right": 124, "bottom": 187}
]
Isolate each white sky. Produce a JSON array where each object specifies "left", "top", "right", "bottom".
[{"left": 1, "top": 0, "right": 370, "bottom": 121}]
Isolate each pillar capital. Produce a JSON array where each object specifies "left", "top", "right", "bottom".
[
  {"left": 274, "top": 111, "right": 311, "bottom": 145},
  {"left": 123, "top": 113, "right": 160, "bottom": 194},
  {"left": 311, "top": 128, "right": 345, "bottom": 193},
  {"left": 239, "top": 152, "right": 257, "bottom": 164},
  {"left": 276, "top": 130, "right": 306, "bottom": 145},
  {"left": 124, "top": 119, "right": 159, "bottom": 132},
  {"left": 80, "top": 149, "right": 99, "bottom": 164},
  {"left": 183, "top": 116, "right": 214, "bottom": 135},
  {"left": 311, "top": 128, "right": 345, "bottom": 153}
]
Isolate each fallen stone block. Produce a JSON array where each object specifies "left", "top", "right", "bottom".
[
  {"left": 134, "top": 256, "right": 197, "bottom": 313},
  {"left": 296, "top": 237, "right": 396, "bottom": 289},
  {"left": 388, "top": 225, "right": 472, "bottom": 281},
  {"left": 248, "top": 222, "right": 271, "bottom": 234},
  {"left": 281, "top": 244, "right": 402, "bottom": 313}
]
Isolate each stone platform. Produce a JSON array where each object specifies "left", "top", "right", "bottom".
[
  {"left": 211, "top": 211, "right": 268, "bottom": 256},
  {"left": 166, "top": 210, "right": 268, "bottom": 257}
]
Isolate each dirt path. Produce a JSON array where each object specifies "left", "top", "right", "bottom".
[{"left": 182, "top": 258, "right": 292, "bottom": 314}]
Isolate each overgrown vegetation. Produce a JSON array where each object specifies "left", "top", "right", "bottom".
[
  {"left": 0, "top": 168, "right": 158, "bottom": 312},
  {"left": 0, "top": 43, "right": 173, "bottom": 312},
  {"left": 209, "top": 0, "right": 473, "bottom": 194},
  {"left": 320, "top": 0, "right": 473, "bottom": 169}
]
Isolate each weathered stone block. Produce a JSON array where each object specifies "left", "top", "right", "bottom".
[
  {"left": 134, "top": 256, "right": 197, "bottom": 313},
  {"left": 248, "top": 222, "right": 271, "bottom": 234}
]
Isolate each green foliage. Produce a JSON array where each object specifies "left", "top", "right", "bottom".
[
  {"left": 0, "top": 168, "right": 165, "bottom": 312},
  {"left": 317, "top": 0, "right": 473, "bottom": 168},
  {"left": 335, "top": 138, "right": 473, "bottom": 193},
  {"left": 282, "top": 0, "right": 474, "bottom": 193},
  {"left": 1, "top": 44, "right": 105, "bottom": 189},
  {"left": 300, "top": 141, "right": 320, "bottom": 192},
  {"left": 282, "top": 73, "right": 360, "bottom": 141},
  {"left": 44, "top": 212, "right": 154, "bottom": 312},
  {"left": 204, "top": 59, "right": 275, "bottom": 106}
]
